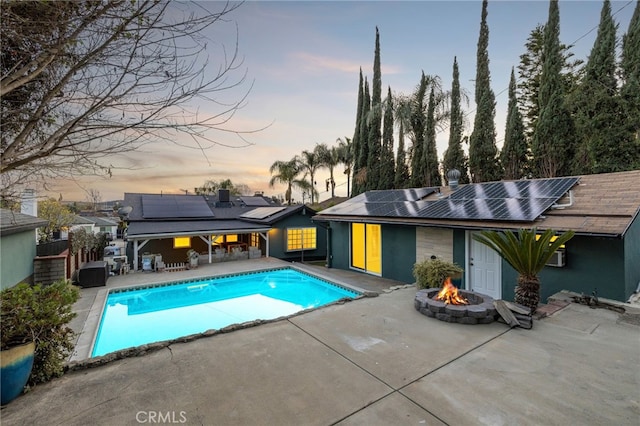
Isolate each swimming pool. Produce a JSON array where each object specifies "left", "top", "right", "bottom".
[{"left": 91, "top": 267, "right": 360, "bottom": 357}]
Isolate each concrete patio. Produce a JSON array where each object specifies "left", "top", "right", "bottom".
[{"left": 1, "top": 259, "right": 639, "bottom": 425}]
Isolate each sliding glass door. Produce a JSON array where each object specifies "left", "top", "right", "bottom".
[{"left": 351, "top": 223, "right": 381, "bottom": 275}]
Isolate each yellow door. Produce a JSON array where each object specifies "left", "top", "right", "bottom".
[
  {"left": 366, "top": 224, "right": 381, "bottom": 274},
  {"left": 351, "top": 223, "right": 365, "bottom": 270}
]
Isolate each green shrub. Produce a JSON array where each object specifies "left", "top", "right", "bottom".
[
  {"left": 412, "top": 258, "right": 463, "bottom": 289},
  {"left": 1, "top": 280, "right": 79, "bottom": 386}
]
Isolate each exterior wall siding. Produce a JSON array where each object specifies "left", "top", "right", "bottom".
[
  {"left": 623, "top": 215, "right": 640, "bottom": 300},
  {"left": 329, "top": 220, "right": 635, "bottom": 303},
  {"left": 416, "top": 227, "right": 454, "bottom": 263},
  {"left": 267, "top": 214, "right": 327, "bottom": 261},
  {"left": 381, "top": 224, "right": 416, "bottom": 283},
  {"left": 0, "top": 231, "right": 38, "bottom": 290},
  {"left": 327, "top": 222, "right": 350, "bottom": 270},
  {"left": 501, "top": 235, "right": 626, "bottom": 303}
]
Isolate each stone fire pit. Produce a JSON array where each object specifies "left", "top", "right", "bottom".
[{"left": 414, "top": 288, "right": 497, "bottom": 324}]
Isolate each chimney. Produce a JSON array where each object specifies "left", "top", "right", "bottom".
[
  {"left": 21, "top": 189, "right": 37, "bottom": 216},
  {"left": 218, "top": 189, "right": 230, "bottom": 203},
  {"left": 446, "top": 169, "right": 461, "bottom": 191}
]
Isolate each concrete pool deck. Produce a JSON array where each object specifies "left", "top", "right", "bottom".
[{"left": 2, "top": 258, "right": 639, "bottom": 425}]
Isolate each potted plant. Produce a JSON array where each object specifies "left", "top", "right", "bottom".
[
  {"left": 186, "top": 249, "right": 199, "bottom": 268},
  {"left": 412, "top": 257, "right": 464, "bottom": 290},
  {"left": 1, "top": 280, "right": 79, "bottom": 404}
]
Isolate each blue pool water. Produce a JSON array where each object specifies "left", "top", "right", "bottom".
[{"left": 92, "top": 268, "right": 359, "bottom": 357}]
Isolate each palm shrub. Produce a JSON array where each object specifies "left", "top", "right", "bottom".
[{"left": 472, "top": 228, "right": 575, "bottom": 312}]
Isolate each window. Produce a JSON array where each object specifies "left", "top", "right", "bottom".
[
  {"left": 287, "top": 227, "right": 316, "bottom": 251},
  {"left": 535, "top": 234, "right": 566, "bottom": 248},
  {"left": 251, "top": 233, "right": 260, "bottom": 247},
  {"left": 211, "top": 235, "right": 223, "bottom": 245},
  {"left": 173, "top": 237, "right": 191, "bottom": 248},
  {"left": 351, "top": 223, "right": 381, "bottom": 275},
  {"left": 226, "top": 234, "right": 238, "bottom": 243}
]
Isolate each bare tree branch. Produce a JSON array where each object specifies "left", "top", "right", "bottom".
[{"left": 1, "top": 0, "right": 260, "bottom": 194}]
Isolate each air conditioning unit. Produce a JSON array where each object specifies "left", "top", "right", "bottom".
[{"left": 546, "top": 249, "right": 566, "bottom": 267}]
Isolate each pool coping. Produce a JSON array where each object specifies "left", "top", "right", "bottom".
[{"left": 71, "top": 261, "right": 371, "bottom": 362}]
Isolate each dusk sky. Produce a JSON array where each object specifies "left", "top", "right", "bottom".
[{"left": 46, "top": 0, "right": 636, "bottom": 204}]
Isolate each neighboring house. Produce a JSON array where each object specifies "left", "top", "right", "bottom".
[
  {"left": 122, "top": 190, "right": 325, "bottom": 271},
  {"left": 61, "top": 216, "right": 119, "bottom": 240},
  {"left": 0, "top": 209, "right": 48, "bottom": 290},
  {"left": 315, "top": 170, "right": 640, "bottom": 303}
]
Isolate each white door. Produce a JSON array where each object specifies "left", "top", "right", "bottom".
[{"left": 468, "top": 232, "right": 502, "bottom": 299}]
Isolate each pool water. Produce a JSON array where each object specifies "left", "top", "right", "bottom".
[{"left": 92, "top": 268, "right": 359, "bottom": 357}]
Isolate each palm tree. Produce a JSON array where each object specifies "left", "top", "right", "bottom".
[
  {"left": 336, "top": 137, "right": 353, "bottom": 197},
  {"left": 473, "top": 228, "right": 575, "bottom": 312},
  {"left": 297, "top": 146, "right": 324, "bottom": 204},
  {"left": 269, "top": 158, "right": 311, "bottom": 205},
  {"left": 316, "top": 143, "right": 340, "bottom": 198}
]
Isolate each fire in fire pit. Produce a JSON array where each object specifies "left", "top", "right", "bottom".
[
  {"left": 436, "top": 277, "right": 469, "bottom": 305},
  {"left": 414, "top": 277, "right": 497, "bottom": 324}
]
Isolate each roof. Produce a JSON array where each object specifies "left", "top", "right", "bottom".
[
  {"left": 85, "top": 216, "right": 119, "bottom": 227},
  {"left": 122, "top": 193, "right": 311, "bottom": 239},
  {"left": 0, "top": 209, "right": 48, "bottom": 236},
  {"left": 315, "top": 170, "right": 640, "bottom": 237}
]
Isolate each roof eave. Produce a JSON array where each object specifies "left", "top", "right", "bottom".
[{"left": 127, "top": 227, "right": 273, "bottom": 240}]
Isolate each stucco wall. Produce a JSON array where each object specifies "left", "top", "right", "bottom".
[
  {"left": 416, "top": 227, "right": 453, "bottom": 262},
  {"left": 0, "top": 231, "right": 38, "bottom": 290}
]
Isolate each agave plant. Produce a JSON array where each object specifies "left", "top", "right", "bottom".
[{"left": 472, "top": 228, "right": 575, "bottom": 312}]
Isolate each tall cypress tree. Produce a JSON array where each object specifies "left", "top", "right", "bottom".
[
  {"left": 366, "top": 27, "right": 383, "bottom": 190},
  {"left": 620, "top": 0, "right": 640, "bottom": 169},
  {"left": 517, "top": 25, "right": 582, "bottom": 146},
  {"left": 379, "top": 87, "right": 395, "bottom": 190},
  {"left": 394, "top": 94, "right": 411, "bottom": 189},
  {"left": 353, "top": 78, "right": 370, "bottom": 196},
  {"left": 469, "top": 0, "right": 501, "bottom": 182},
  {"left": 350, "top": 69, "right": 364, "bottom": 196},
  {"left": 442, "top": 57, "right": 469, "bottom": 184},
  {"left": 572, "top": 0, "right": 628, "bottom": 174},
  {"left": 532, "top": 0, "right": 575, "bottom": 178},
  {"left": 501, "top": 68, "right": 528, "bottom": 180},
  {"left": 410, "top": 72, "right": 428, "bottom": 187},
  {"left": 423, "top": 87, "right": 441, "bottom": 186},
  {"left": 394, "top": 131, "right": 409, "bottom": 188}
]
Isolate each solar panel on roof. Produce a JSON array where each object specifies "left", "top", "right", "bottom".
[
  {"left": 239, "top": 206, "right": 286, "bottom": 219},
  {"left": 320, "top": 179, "right": 579, "bottom": 222},
  {"left": 239, "top": 196, "right": 270, "bottom": 207},
  {"left": 449, "top": 177, "right": 579, "bottom": 200},
  {"left": 362, "top": 188, "right": 436, "bottom": 203},
  {"left": 141, "top": 195, "right": 213, "bottom": 219},
  {"left": 418, "top": 197, "right": 562, "bottom": 221}
]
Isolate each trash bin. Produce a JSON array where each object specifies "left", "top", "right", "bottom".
[{"left": 78, "top": 261, "right": 109, "bottom": 288}]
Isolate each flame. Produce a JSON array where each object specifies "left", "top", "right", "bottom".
[{"left": 436, "top": 277, "right": 469, "bottom": 305}]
